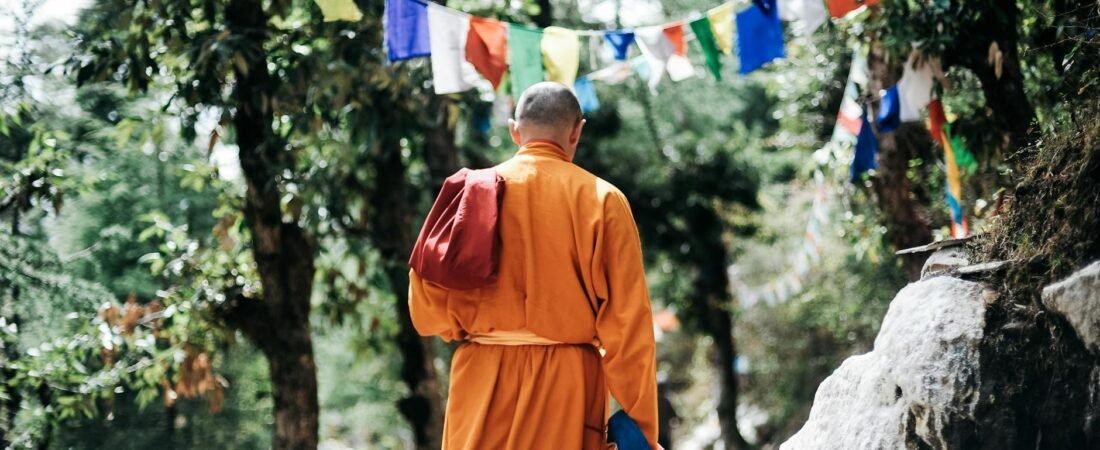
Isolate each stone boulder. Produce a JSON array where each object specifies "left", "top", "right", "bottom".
[
  {"left": 1041, "top": 260, "right": 1100, "bottom": 357},
  {"left": 781, "top": 276, "right": 987, "bottom": 450}
]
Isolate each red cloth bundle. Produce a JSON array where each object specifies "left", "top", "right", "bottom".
[{"left": 409, "top": 168, "right": 504, "bottom": 290}]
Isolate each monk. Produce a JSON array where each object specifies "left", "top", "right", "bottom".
[{"left": 409, "top": 82, "right": 659, "bottom": 449}]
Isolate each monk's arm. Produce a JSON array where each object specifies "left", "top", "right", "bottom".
[
  {"left": 408, "top": 269, "right": 457, "bottom": 340},
  {"left": 595, "top": 192, "right": 660, "bottom": 449}
]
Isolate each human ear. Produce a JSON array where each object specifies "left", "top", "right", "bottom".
[
  {"left": 508, "top": 119, "right": 522, "bottom": 145},
  {"left": 570, "top": 119, "right": 586, "bottom": 146}
]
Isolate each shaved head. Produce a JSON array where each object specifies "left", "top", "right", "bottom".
[{"left": 514, "top": 82, "right": 582, "bottom": 130}]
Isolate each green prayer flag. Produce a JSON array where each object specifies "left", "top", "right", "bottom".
[
  {"left": 689, "top": 17, "right": 722, "bottom": 81},
  {"left": 508, "top": 25, "right": 544, "bottom": 99},
  {"left": 946, "top": 124, "right": 978, "bottom": 174}
]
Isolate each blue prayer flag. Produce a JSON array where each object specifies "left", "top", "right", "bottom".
[
  {"left": 385, "top": 0, "right": 431, "bottom": 62},
  {"left": 574, "top": 77, "right": 600, "bottom": 113},
  {"left": 735, "top": 5, "right": 785, "bottom": 75},
  {"left": 851, "top": 111, "right": 878, "bottom": 182},
  {"left": 604, "top": 31, "right": 636, "bottom": 61},
  {"left": 876, "top": 85, "right": 901, "bottom": 133}
]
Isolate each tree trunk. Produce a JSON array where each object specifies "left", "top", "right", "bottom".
[
  {"left": 866, "top": 43, "right": 934, "bottom": 280},
  {"left": 224, "top": 1, "right": 319, "bottom": 449},
  {"left": 691, "top": 213, "right": 752, "bottom": 450},
  {"left": 370, "top": 136, "right": 445, "bottom": 450}
]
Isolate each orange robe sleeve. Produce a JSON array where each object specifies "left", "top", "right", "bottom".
[
  {"left": 409, "top": 269, "right": 461, "bottom": 342},
  {"left": 594, "top": 191, "right": 660, "bottom": 449}
]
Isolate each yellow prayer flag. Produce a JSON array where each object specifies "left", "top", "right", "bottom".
[
  {"left": 708, "top": 3, "right": 734, "bottom": 56},
  {"left": 540, "top": 27, "right": 580, "bottom": 87},
  {"left": 315, "top": 0, "right": 363, "bottom": 22}
]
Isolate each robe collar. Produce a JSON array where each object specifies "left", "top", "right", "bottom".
[{"left": 517, "top": 139, "right": 571, "bottom": 162}]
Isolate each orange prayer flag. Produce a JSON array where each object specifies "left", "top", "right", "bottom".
[
  {"left": 662, "top": 24, "right": 686, "bottom": 56},
  {"left": 827, "top": 0, "right": 879, "bottom": 18},
  {"left": 465, "top": 17, "right": 509, "bottom": 89}
]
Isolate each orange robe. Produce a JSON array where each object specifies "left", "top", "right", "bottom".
[{"left": 409, "top": 141, "right": 659, "bottom": 449}]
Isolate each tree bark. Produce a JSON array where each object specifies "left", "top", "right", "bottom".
[
  {"left": 866, "top": 43, "right": 934, "bottom": 280},
  {"left": 370, "top": 135, "right": 445, "bottom": 450},
  {"left": 225, "top": 1, "right": 319, "bottom": 449}
]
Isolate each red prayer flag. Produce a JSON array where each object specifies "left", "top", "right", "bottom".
[
  {"left": 827, "top": 0, "right": 879, "bottom": 18},
  {"left": 409, "top": 168, "right": 505, "bottom": 290},
  {"left": 662, "top": 24, "right": 687, "bottom": 56},
  {"left": 838, "top": 110, "right": 862, "bottom": 135},
  {"left": 927, "top": 98, "right": 947, "bottom": 145},
  {"left": 465, "top": 17, "right": 509, "bottom": 89}
]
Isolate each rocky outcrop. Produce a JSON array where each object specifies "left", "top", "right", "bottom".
[
  {"left": 781, "top": 276, "right": 987, "bottom": 450},
  {"left": 1041, "top": 261, "right": 1100, "bottom": 356}
]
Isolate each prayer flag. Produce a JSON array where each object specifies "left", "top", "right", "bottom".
[
  {"left": 427, "top": 4, "right": 478, "bottom": 94},
  {"left": 385, "top": 0, "right": 431, "bottom": 62},
  {"left": 574, "top": 76, "right": 600, "bottom": 113},
  {"left": 942, "top": 124, "right": 968, "bottom": 238},
  {"left": 876, "top": 86, "right": 901, "bottom": 133},
  {"left": 945, "top": 124, "right": 979, "bottom": 174},
  {"left": 779, "top": 0, "right": 829, "bottom": 35},
  {"left": 466, "top": 17, "right": 509, "bottom": 89},
  {"left": 851, "top": 110, "right": 878, "bottom": 181},
  {"left": 736, "top": 5, "right": 786, "bottom": 75},
  {"left": 541, "top": 27, "right": 580, "bottom": 87},
  {"left": 708, "top": 3, "right": 735, "bottom": 55},
  {"left": 663, "top": 24, "right": 695, "bottom": 81},
  {"left": 604, "top": 30, "right": 636, "bottom": 61},
  {"left": 927, "top": 98, "right": 947, "bottom": 145},
  {"left": 898, "top": 52, "right": 935, "bottom": 122},
  {"left": 508, "top": 25, "right": 544, "bottom": 99},
  {"left": 588, "top": 61, "right": 636, "bottom": 84},
  {"left": 827, "top": 0, "right": 879, "bottom": 18},
  {"left": 315, "top": 0, "right": 363, "bottom": 22},
  {"left": 836, "top": 98, "right": 863, "bottom": 135},
  {"left": 635, "top": 26, "right": 675, "bottom": 90},
  {"left": 689, "top": 16, "right": 723, "bottom": 80}
]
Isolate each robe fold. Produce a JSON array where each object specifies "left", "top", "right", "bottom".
[{"left": 410, "top": 140, "right": 660, "bottom": 450}]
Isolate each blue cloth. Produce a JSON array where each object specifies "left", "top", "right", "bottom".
[
  {"left": 851, "top": 111, "right": 879, "bottom": 182},
  {"left": 385, "top": 0, "right": 431, "bottom": 62},
  {"left": 574, "top": 77, "right": 600, "bottom": 113},
  {"left": 735, "top": 4, "right": 785, "bottom": 75},
  {"left": 607, "top": 410, "right": 649, "bottom": 450},
  {"left": 946, "top": 186, "right": 964, "bottom": 224},
  {"left": 604, "top": 30, "right": 636, "bottom": 61},
  {"left": 876, "top": 85, "right": 901, "bottom": 133}
]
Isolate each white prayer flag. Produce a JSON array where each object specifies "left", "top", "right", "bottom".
[
  {"left": 898, "top": 51, "right": 935, "bottom": 122},
  {"left": 635, "top": 26, "right": 675, "bottom": 92},
  {"left": 779, "top": 0, "right": 829, "bottom": 36},
  {"left": 427, "top": 4, "right": 479, "bottom": 94}
]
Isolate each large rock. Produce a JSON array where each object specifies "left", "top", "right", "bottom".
[
  {"left": 1042, "top": 260, "right": 1100, "bottom": 356},
  {"left": 782, "top": 277, "right": 987, "bottom": 450}
]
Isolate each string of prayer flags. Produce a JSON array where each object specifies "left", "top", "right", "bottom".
[
  {"left": 541, "top": 27, "right": 580, "bottom": 87},
  {"left": 708, "top": 3, "right": 736, "bottom": 55},
  {"left": 385, "top": 0, "right": 430, "bottom": 61},
  {"left": 466, "top": 17, "right": 509, "bottom": 90},
  {"left": 689, "top": 16, "right": 723, "bottom": 80},
  {"left": 574, "top": 76, "right": 600, "bottom": 113},
  {"left": 826, "top": 0, "right": 879, "bottom": 18},
  {"left": 604, "top": 31, "right": 636, "bottom": 61},
  {"left": 427, "top": 4, "right": 479, "bottom": 94},
  {"left": 851, "top": 110, "right": 879, "bottom": 181},
  {"left": 736, "top": 4, "right": 786, "bottom": 75},
  {"left": 876, "top": 86, "right": 901, "bottom": 133},
  {"left": 779, "top": 0, "right": 829, "bottom": 35},
  {"left": 897, "top": 52, "right": 935, "bottom": 121},
  {"left": 315, "top": 0, "right": 363, "bottom": 22},
  {"left": 507, "top": 25, "right": 544, "bottom": 99}
]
